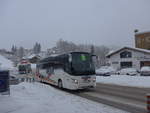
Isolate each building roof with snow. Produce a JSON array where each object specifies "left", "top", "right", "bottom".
[
  {"left": 106, "top": 47, "right": 150, "bottom": 58},
  {"left": 135, "top": 31, "right": 150, "bottom": 36},
  {"left": 25, "top": 54, "right": 41, "bottom": 59}
]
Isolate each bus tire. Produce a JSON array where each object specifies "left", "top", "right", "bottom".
[{"left": 58, "top": 79, "right": 63, "bottom": 89}]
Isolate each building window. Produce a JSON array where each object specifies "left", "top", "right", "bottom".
[
  {"left": 120, "top": 51, "right": 132, "bottom": 58},
  {"left": 146, "top": 37, "right": 150, "bottom": 42},
  {"left": 120, "top": 62, "right": 132, "bottom": 68},
  {"left": 112, "top": 62, "right": 119, "bottom": 64}
]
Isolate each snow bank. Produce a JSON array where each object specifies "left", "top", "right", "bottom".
[
  {"left": 0, "top": 82, "right": 127, "bottom": 113},
  {"left": 97, "top": 75, "right": 150, "bottom": 88},
  {"left": 0, "top": 55, "right": 13, "bottom": 70},
  {"left": 96, "top": 66, "right": 116, "bottom": 74}
]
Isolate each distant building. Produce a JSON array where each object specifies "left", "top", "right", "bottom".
[
  {"left": 135, "top": 31, "right": 150, "bottom": 50},
  {"left": 47, "top": 47, "right": 59, "bottom": 56},
  {"left": 106, "top": 47, "right": 150, "bottom": 70},
  {"left": 23, "top": 54, "right": 41, "bottom": 63}
]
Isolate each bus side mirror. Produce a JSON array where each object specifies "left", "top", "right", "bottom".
[
  {"left": 92, "top": 55, "right": 98, "bottom": 60},
  {"left": 46, "top": 69, "right": 49, "bottom": 73}
]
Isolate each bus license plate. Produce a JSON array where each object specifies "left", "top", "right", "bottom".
[{"left": 82, "top": 77, "right": 91, "bottom": 82}]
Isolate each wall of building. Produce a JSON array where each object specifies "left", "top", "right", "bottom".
[
  {"left": 135, "top": 32, "right": 150, "bottom": 50},
  {"left": 108, "top": 49, "right": 150, "bottom": 70}
]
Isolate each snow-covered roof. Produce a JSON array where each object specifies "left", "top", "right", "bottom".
[
  {"left": 27, "top": 54, "right": 37, "bottom": 59},
  {"left": 135, "top": 31, "right": 150, "bottom": 36},
  {"left": 23, "top": 54, "right": 41, "bottom": 59},
  {"left": 49, "top": 54, "right": 60, "bottom": 57},
  {"left": 106, "top": 50, "right": 115, "bottom": 56},
  {"left": 106, "top": 46, "right": 150, "bottom": 57},
  {"left": 0, "top": 55, "right": 13, "bottom": 70}
]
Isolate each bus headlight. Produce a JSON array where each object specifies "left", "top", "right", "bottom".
[
  {"left": 93, "top": 78, "right": 96, "bottom": 82},
  {"left": 72, "top": 79, "right": 78, "bottom": 84}
]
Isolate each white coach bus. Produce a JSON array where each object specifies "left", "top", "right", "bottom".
[{"left": 36, "top": 52, "right": 96, "bottom": 90}]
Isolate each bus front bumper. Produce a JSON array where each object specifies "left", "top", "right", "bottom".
[{"left": 71, "top": 82, "right": 96, "bottom": 90}]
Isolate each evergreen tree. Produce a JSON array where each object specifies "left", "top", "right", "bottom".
[
  {"left": 11, "top": 45, "right": 17, "bottom": 55},
  {"left": 18, "top": 47, "right": 25, "bottom": 58},
  {"left": 11, "top": 45, "right": 15, "bottom": 53},
  {"left": 38, "top": 43, "right": 41, "bottom": 53},
  {"left": 33, "top": 42, "right": 41, "bottom": 54},
  {"left": 91, "top": 45, "right": 95, "bottom": 55}
]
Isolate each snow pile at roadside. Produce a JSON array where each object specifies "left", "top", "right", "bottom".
[
  {"left": 0, "top": 55, "right": 13, "bottom": 70},
  {"left": 96, "top": 66, "right": 116, "bottom": 74},
  {"left": 0, "top": 82, "right": 127, "bottom": 113},
  {"left": 97, "top": 75, "right": 150, "bottom": 88}
]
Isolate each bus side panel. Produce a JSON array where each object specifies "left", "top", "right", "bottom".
[
  {"left": 38, "top": 69, "right": 55, "bottom": 85},
  {"left": 54, "top": 69, "right": 70, "bottom": 89},
  {"left": 54, "top": 69, "right": 79, "bottom": 90}
]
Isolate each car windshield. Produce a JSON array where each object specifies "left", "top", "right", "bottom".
[
  {"left": 141, "top": 66, "right": 150, "bottom": 71},
  {"left": 71, "top": 53, "right": 95, "bottom": 75}
]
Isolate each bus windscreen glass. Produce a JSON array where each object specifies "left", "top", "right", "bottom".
[{"left": 71, "top": 53, "right": 95, "bottom": 75}]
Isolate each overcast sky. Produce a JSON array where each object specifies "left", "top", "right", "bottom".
[{"left": 0, "top": 0, "right": 150, "bottom": 50}]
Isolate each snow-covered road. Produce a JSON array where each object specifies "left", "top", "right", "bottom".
[
  {"left": 97, "top": 75, "right": 150, "bottom": 88},
  {"left": 0, "top": 82, "right": 128, "bottom": 113}
]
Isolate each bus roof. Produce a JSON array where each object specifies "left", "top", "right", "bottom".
[{"left": 38, "top": 52, "right": 91, "bottom": 65}]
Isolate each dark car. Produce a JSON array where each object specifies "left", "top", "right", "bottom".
[{"left": 9, "top": 75, "right": 19, "bottom": 85}]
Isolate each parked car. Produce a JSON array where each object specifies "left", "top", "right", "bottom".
[
  {"left": 140, "top": 66, "right": 150, "bottom": 76},
  {"left": 116, "top": 68, "right": 138, "bottom": 76},
  {"left": 96, "top": 66, "right": 116, "bottom": 76},
  {"left": 9, "top": 75, "right": 19, "bottom": 85}
]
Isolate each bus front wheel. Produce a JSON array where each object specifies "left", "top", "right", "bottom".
[{"left": 58, "top": 80, "right": 63, "bottom": 89}]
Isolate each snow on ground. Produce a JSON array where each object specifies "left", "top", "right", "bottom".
[
  {"left": 0, "top": 82, "right": 128, "bottom": 113},
  {"left": 96, "top": 75, "right": 150, "bottom": 88}
]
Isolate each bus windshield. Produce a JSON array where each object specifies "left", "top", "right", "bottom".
[
  {"left": 18, "top": 64, "right": 32, "bottom": 74},
  {"left": 71, "top": 53, "right": 95, "bottom": 75},
  {"left": 18, "top": 65, "right": 26, "bottom": 71}
]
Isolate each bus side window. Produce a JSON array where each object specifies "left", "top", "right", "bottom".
[
  {"left": 64, "top": 63, "right": 72, "bottom": 74},
  {"left": 42, "top": 64, "right": 46, "bottom": 69},
  {"left": 46, "top": 67, "right": 54, "bottom": 74}
]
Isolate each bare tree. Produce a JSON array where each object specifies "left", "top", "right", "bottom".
[
  {"left": 50, "top": 39, "right": 110, "bottom": 68},
  {"left": 56, "top": 39, "right": 78, "bottom": 54}
]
